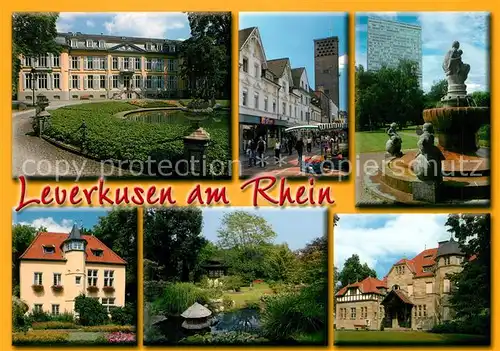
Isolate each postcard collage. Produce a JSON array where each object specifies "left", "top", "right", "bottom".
[{"left": 10, "top": 11, "right": 490, "bottom": 347}]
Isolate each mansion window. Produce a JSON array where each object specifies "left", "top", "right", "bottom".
[
  {"left": 33, "top": 272, "right": 43, "bottom": 285},
  {"left": 87, "top": 75, "right": 94, "bottom": 89},
  {"left": 100, "top": 75, "right": 106, "bottom": 89},
  {"left": 242, "top": 89, "right": 248, "bottom": 106},
  {"left": 75, "top": 276, "right": 81, "bottom": 285},
  {"left": 51, "top": 304, "right": 60, "bottom": 316},
  {"left": 301, "top": 110, "right": 303, "bottom": 120},
  {"left": 88, "top": 269, "right": 98, "bottom": 286},
  {"left": 38, "top": 55, "right": 48, "bottom": 67},
  {"left": 426, "top": 282, "right": 433, "bottom": 294},
  {"left": 135, "top": 58, "right": 141, "bottom": 70},
  {"left": 86, "top": 57, "right": 94, "bottom": 69},
  {"left": 151, "top": 59, "right": 164, "bottom": 72},
  {"left": 112, "top": 57, "right": 118, "bottom": 70},
  {"left": 146, "top": 76, "right": 152, "bottom": 89},
  {"left": 392, "top": 284, "right": 399, "bottom": 290},
  {"left": 423, "top": 305, "right": 427, "bottom": 317},
  {"left": 443, "top": 279, "right": 451, "bottom": 293},
  {"left": 38, "top": 74, "right": 48, "bottom": 89},
  {"left": 43, "top": 245, "right": 55, "bottom": 254},
  {"left": 154, "top": 76, "right": 164, "bottom": 89},
  {"left": 444, "top": 257, "right": 451, "bottom": 265},
  {"left": 123, "top": 57, "right": 130, "bottom": 70},
  {"left": 86, "top": 40, "right": 93, "bottom": 48},
  {"left": 112, "top": 76, "right": 119, "bottom": 89},
  {"left": 418, "top": 305, "right": 422, "bottom": 317},
  {"left": 289, "top": 105, "right": 292, "bottom": 116},
  {"left": 422, "top": 265, "right": 433, "bottom": 272},
  {"left": 71, "top": 56, "right": 80, "bottom": 70},
  {"left": 350, "top": 307, "right": 356, "bottom": 320},
  {"left": 71, "top": 75, "right": 80, "bottom": 89},
  {"left": 169, "top": 45, "right": 176, "bottom": 52},
  {"left": 99, "top": 40, "right": 105, "bottom": 48},
  {"left": 102, "top": 298, "right": 115, "bottom": 313},
  {"left": 242, "top": 58, "right": 248, "bottom": 73},
  {"left": 167, "top": 76, "right": 177, "bottom": 90},
  {"left": 52, "top": 54, "right": 60, "bottom": 67},
  {"left": 53, "top": 273, "right": 61, "bottom": 286},
  {"left": 273, "top": 101, "right": 276, "bottom": 113},
  {"left": 254, "top": 93, "right": 259, "bottom": 109},
  {"left": 71, "top": 39, "right": 78, "bottom": 47},
  {"left": 360, "top": 307, "right": 367, "bottom": 319},
  {"left": 396, "top": 265, "right": 405, "bottom": 274},
  {"left": 104, "top": 270, "right": 114, "bottom": 287},
  {"left": 135, "top": 75, "right": 142, "bottom": 89},
  {"left": 53, "top": 74, "right": 60, "bottom": 89},
  {"left": 34, "top": 304, "right": 43, "bottom": 313},
  {"left": 168, "top": 59, "right": 176, "bottom": 72},
  {"left": 146, "top": 59, "right": 152, "bottom": 71},
  {"left": 24, "top": 56, "right": 33, "bottom": 67},
  {"left": 282, "top": 102, "right": 286, "bottom": 115},
  {"left": 254, "top": 64, "right": 260, "bottom": 78},
  {"left": 264, "top": 96, "right": 268, "bottom": 111},
  {"left": 66, "top": 241, "right": 84, "bottom": 251}
]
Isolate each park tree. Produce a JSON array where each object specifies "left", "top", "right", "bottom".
[
  {"left": 12, "top": 224, "right": 42, "bottom": 295},
  {"left": 180, "top": 12, "right": 230, "bottom": 101},
  {"left": 338, "top": 254, "right": 377, "bottom": 287},
  {"left": 217, "top": 211, "right": 276, "bottom": 282},
  {"left": 471, "top": 91, "right": 490, "bottom": 107},
  {"left": 12, "top": 12, "right": 60, "bottom": 99},
  {"left": 446, "top": 214, "right": 490, "bottom": 333},
  {"left": 424, "top": 79, "right": 448, "bottom": 108},
  {"left": 92, "top": 208, "right": 138, "bottom": 304},
  {"left": 144, "top": 207, "right": 206, "bottom": 282},
  {"left": 264, "top": 244, "right": 299, "bottom": 283},
  {"left": 297, "top": 235, "right": 328, "bottom": 285},
  {"left": 333, "top": 266, "right": 340, "bottom": 293}
]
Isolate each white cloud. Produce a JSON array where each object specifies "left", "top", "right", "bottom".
[
  {"left": 104, "top": 13, "right": 188, "bottom": 38},
  {"left": 338, "top": 54, "right": 347, "bottom": 70},
  {"left": 86, "top": 20, "right": 95, "bottom": 28},
  {"left": 17, "top": 217, "right": 74, "bottom": 233},
  {"left": 334, "top": 214, "right": 449, "bottom": 271}
]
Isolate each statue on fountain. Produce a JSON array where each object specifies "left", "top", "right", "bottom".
[
  {"left": 385, "top": 122, "right": 403, "bottom": 157},
  {"left": 441, "top": 41, "right": 471, "bottom": 104},
  {"left": 412, "top": 123, "right": 444, "bottom": 182}
]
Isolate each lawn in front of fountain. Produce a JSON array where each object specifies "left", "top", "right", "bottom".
[
  {"left": 43, "top": 100, "right": 231, "bottom": 177},
  {"left": 335, "top": 330, "right": 489, "bottom": 346}
]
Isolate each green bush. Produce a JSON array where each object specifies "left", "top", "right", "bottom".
[
  {"left": 222, "top": 275, "right": 244, "bottom": 292},
  {"left": 110, "top": 303, "right": 136, "bottom": 325},
  {"left": 74, "top": 294, "right": 109, "bottom": 326},
  {"left": 144, "top": 280, "right": 167, "bottom": 302},
  {"left": 43, "top": 102, "right": 230, "bottom": 177},
  {"left": 52, "top": 312, "right": 75, "bottom": 322},
  {"left": 29, "top": 310, "right": 52, "bottom": 322},
  {"left": 13, "top": 331, "right": 69, "bottom": 345},
  {"left": 180, "top": 331, "right": 268, "bottom": 345},
  {"left": 12, "top": 299, "right": 31, "bottom": 332},
  {"left": 32, "top": 321, "right": 76, "bottom": 330},
  {"left": 223, "top": 296, "right": 234, "bottom": 310},
  {"left": 153, "top": 282, "right": 210, "bottom": 316},
  {"left": 431, "top": 314, "right": 490, "bottom": 336},
  {"left": 261, "top": 289, "right": 325, "bottom": 341}
]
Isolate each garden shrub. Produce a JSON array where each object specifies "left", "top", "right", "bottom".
[
  {"left": 32, "top": 321, "right": 76, "bottom": 330},
  {"left": 180, "top": 331, "right": 269, "bottom": 345},
  {"left": 153, "top": 282, "right": 210, "bottom": 316},
  {"left": 74, "top": 294, "right": 109, "bottom": 326},
  {"left": 222, "top": 275, "right": 244, "bottom": 292},
  {"left": 143, "top": 302, "right": 168, "bottom": 344},
  {"left": 12, "top": 299, "right": 31, "bottom": 332},
  {"left": 12, "top": 331, "right": 69, "bottom": 345},
  {"left": 246, "top": 301, "right": 261, "bottom": 310},
  {"left": 52, "top": 312, "right": 75, "bottom": 322},
  {"left": 29, "top": 310, "right": 52, "bottom": 322},
  {"left": 222, "top": 296, "right": 234, "bottom": 310},
  {"left": 144, "top": 280, "right": 167, "bottom": 302},
  {"left": 110, "top": 303, "right": 136, "bottom": 325},
  {"left": 431, "top": 314, "right": 490, "bottom": 336}
]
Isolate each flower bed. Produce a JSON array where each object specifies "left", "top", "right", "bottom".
[
  {"left": 43, "top": 102, "right": 230, "bottom": 177},
  {"left": 105, "top": 331, "right": 136, "bottom": 344},
  {"left": 128, "top": 100, "right": 178, "bottom": 108},
  {"left": 83, "top": 325, "right": 135, "bottom": 333}
]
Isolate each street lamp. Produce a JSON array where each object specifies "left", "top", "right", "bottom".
[{"left": 28, "top": 67, "right": 38, "bottom": 106}]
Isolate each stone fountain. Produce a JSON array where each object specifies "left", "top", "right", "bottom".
[{"left": 365, "top": 41, "right": 490, "bottom": 205}]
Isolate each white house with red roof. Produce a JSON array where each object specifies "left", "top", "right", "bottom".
[
  {"left": 19, "top": 224, "right": 127, "bottom": 316},
  {"left": 335, "top": 238, "right": 466, "bottom": 331}
]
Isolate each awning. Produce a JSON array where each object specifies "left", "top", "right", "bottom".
[
  {"left": 318, "top": 123, "right": 348, "bottom": 130},
  {"left": 284, "top": 125, "right": 319, "bottom": 133}
]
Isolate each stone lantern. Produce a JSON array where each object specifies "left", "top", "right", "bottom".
[
  {"left": 181, "top": 302, "right": 212, "bottom": 330},
  {"left": 36, "top": 110, "right": 51, "bottom": 138},
  {"left": 183, "top": 127, "right": 211, "bottom": 175}
]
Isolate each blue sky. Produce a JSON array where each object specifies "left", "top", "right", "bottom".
[
  {"left": 13, "top": 208, "right": 112, "bottom": 232},
  {"left": 240, "top": 13, "right": 348, "bottom": 111},
  {"left": 356, "top": 12, "right": 489, "bottom": 92},
  {"left": 56, "top": 13, "right": 191, "bottom": 40},
  {"left": 334, "top": 214, "right": 451, "bottom": 278},
  {"left": 201, "top": 207, "right": 326, "bottom": 250}
]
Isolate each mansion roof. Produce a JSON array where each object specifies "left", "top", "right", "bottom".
[
  {"left": 20, "top": 231, "right": 126, "bottom": 265},
  {"left": 336, "top": 276, "right": 387, "bottom": 297}
]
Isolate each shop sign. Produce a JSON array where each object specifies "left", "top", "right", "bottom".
[{"left": 260, "top": 117, "right": 275, "bottom": 125}]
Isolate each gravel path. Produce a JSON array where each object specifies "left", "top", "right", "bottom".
[{"left": 12, "top": 101, "right": 126, "bottom": 180}]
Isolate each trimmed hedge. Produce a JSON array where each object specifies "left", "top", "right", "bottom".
[
  {"left": 32, "top": 321, "right": 76, "bottom": 330},
  {"left": 43, "top": 101, "right": 230, "bottom": 177},
  {"left": 13, "top": 331, "right": 69, "bottom": 345}
]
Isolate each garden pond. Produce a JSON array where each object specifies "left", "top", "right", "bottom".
[
  {"left": 125, "top": 109, "right": 230, "bottom": 127},
  {"left": 155, "top": 308, "right": 261, "bottom": 343}
]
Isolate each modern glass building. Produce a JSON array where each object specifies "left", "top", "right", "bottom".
[{"left": 367, "top": 18, "right": 422, "bottom": 87}]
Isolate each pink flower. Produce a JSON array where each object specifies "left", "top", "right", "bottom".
[{"left": 106, "top": 332, "right": 136, "bottom": 343}]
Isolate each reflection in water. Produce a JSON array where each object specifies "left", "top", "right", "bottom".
[
  {"left": 126, "top": 110, "right": 228, "bottom": 126},
  {"left": 211, "top": 308, "right": 261, "bottom": 334}
]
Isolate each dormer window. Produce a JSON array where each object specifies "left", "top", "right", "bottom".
[
  {"left": 422, "top": 265, "right": 433, "bottom": 273},
  {"left": 64, "top": 241, "right": 84, "bottom": 251},
  {"left": 86, "top": 40, "right": 93, "bottom": 48},
  {"left": 43, "top": 245, "right": 55, "bottom": 254},
  {"left": 145, "top": 42, "right": 152, "bottom": 50},
  {"left": 424, "top": 254, "right": 433, "bottom": 259},
  {"left": 71, "top": 39, "right": 78, "bottom": 47},
  {"left": 392, "top": 284, "right": 400, "bottom": 290},
  {"left": 99, "top": 40, "right": 105, "bottom": 48},
  {"left": 91, "top": 249, "right": 104, "bottom": 257},
  {"left": 169, "top": 45, "right": 176, "bottom": 52}
]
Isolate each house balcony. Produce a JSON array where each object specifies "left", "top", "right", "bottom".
[
  {"left": 32, "top": 284, "right": 44, "bottom": 292},
  {"left": 51, "top": 285, "right": 64, "bottom": 293},
  {"left": 103, "top": 286, "right": 115, "bottom": 293},
  {"left": 87, "top": 285, "right": 99, "bottom": 293}
]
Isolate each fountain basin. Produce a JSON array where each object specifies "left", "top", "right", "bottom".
[{"left": 423, "top": 106, "right": 489, "bottom": 153}]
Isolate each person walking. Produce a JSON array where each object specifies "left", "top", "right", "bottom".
[
  {"left": 248, "top": 138, "right": 257, "bottom": 167},
  {"left": 274, "top": 139, "right": 281, "bottom": 165},
  {"left": 256, "top": 136, "right": 266, "bottom": 168},
  {"left": 295, "top": 137, "right": 305, "bottom": 172},
  {"left": 306, "top": 135, "right": 312, "bottom": 153},
  {"left": 288, "top": 137, "right": 293, "bottom": 156}
]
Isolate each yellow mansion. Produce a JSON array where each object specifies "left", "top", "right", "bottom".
[
  {"left": 18, "top": 31, "right": 186, "bottom": 102},
  {"left": 19, "top": 225, "right": 127, "bottom": 315}
]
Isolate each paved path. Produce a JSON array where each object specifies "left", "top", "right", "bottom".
[
  {"left": 13, "top": 100, "right": 125, "bottom": 179},
  {"left": 68, "top": 332, "right": 104, "bottom": 342}
]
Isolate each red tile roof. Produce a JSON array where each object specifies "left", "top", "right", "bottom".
[
  {"left": 336, "top": 276, "right": 387, "bottom": 297},
  {"left": 382, "top": 289, "right": 414, "bottom": 305},
  {"left": 19, "top": 232, "right": 126, "bottom": 265}
]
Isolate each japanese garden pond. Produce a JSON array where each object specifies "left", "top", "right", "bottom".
[
  {"left": 154, "top": 308, "right": 261, "bottom": 343},
  {"left": 125, "top": 109, "right": 230, "bottom": 127}
]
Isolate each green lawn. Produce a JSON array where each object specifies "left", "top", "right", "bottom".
[
  {"left": 356, "top": 130, "right": 420, "bottom": 153},
  {"left": 335, "top": 330, "right": 489, "bottom": 346},
  {"left": 223, "top": 282, "right": 273, "bottom": 308}
]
